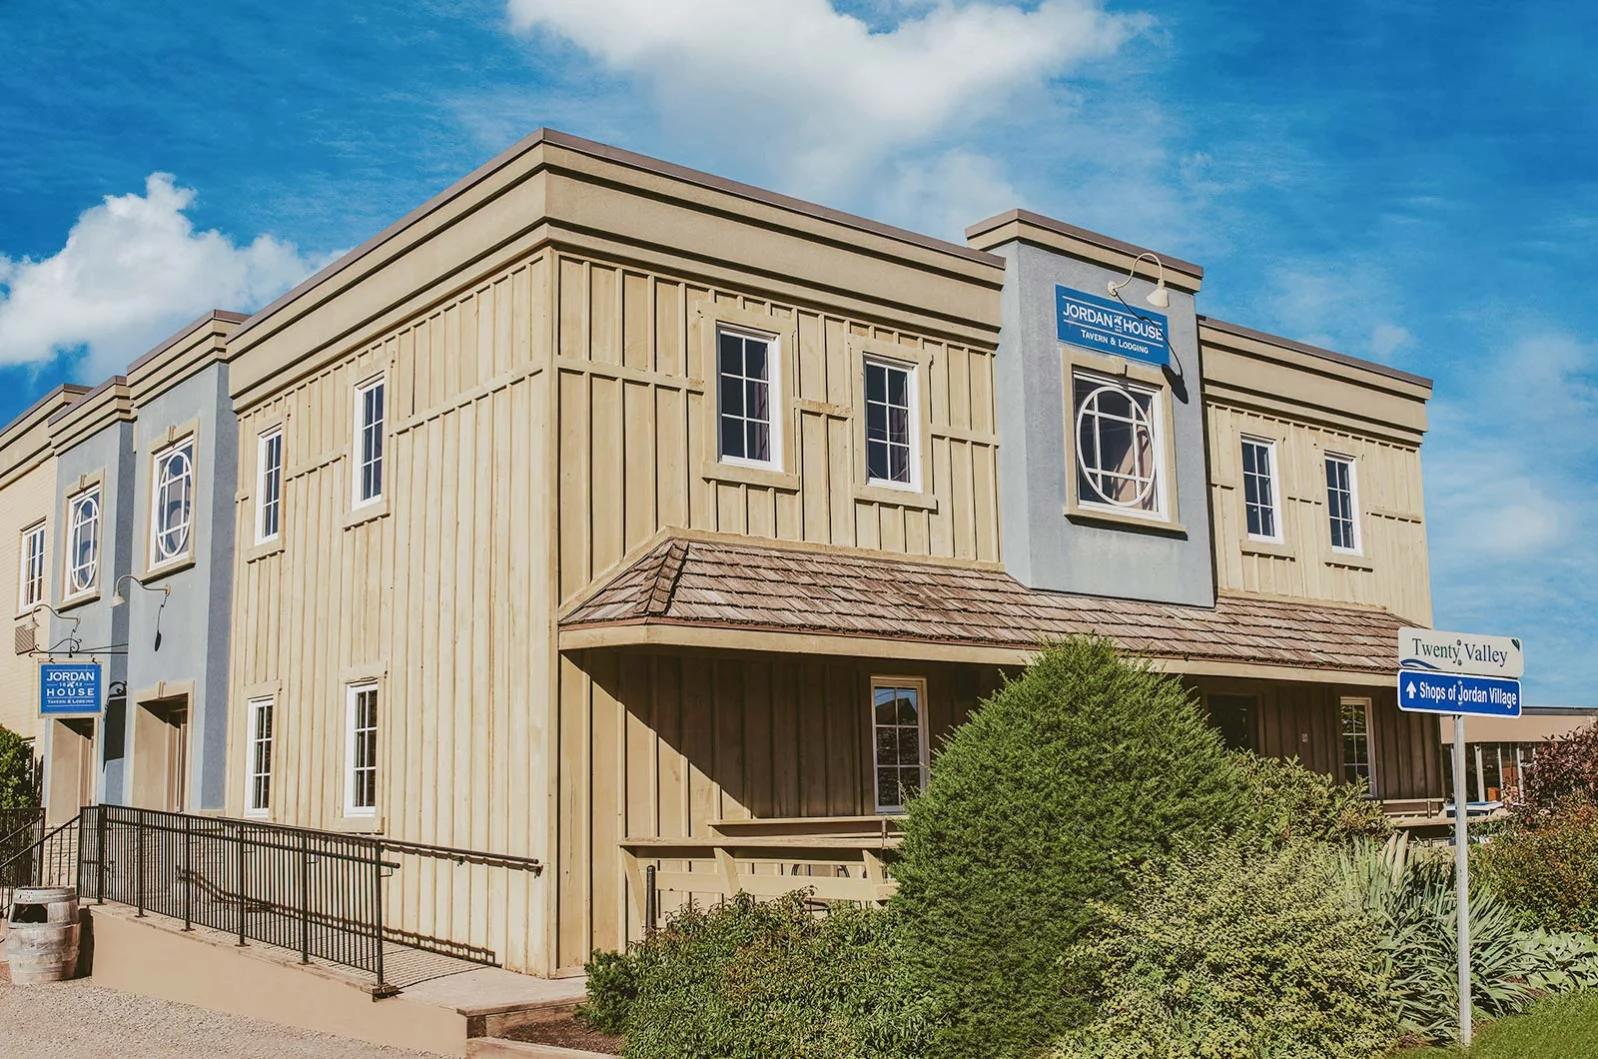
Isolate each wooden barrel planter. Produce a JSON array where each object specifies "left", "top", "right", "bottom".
[{"left": 4, "top": 887, "right": 80, "bottom": 984}]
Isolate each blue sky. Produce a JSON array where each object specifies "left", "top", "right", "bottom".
[{"left": 2, "top": 0, "right": 1594, "bottom": 701}]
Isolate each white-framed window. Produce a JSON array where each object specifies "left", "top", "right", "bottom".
[
  {"left": 1341, "top": 697, "right": 1373, "bottom": 789},
  {"left": 1241, "top": 437, "right": 1281, "bottom": 542},
  {"left": 18, "top": 522, "right": 46, "bottom": 611},
  {"left": 244, "top": 696, "right": 274, "bottom": 817},
  {"left": 64, "top": 488, "right": 101, "bottom": 598},
  {"left": 150, "top": 438, "right": 195, "bottom": 567},
  {"left": 344, "top": 682, "right": 378, "bottom": 816},
  {"left": 353, "top": 376, "right": 386, "bottom": 507},
  {"left": 1325, "top": 454, "right": 1360, "bottom": 552},
  {"left": 1072, "top": 372, "right": 1165, "bottom": 518},
  {"left": 257, "top": 427, "right": 284, "bottom": 543},
  {"left": 871, "top": 678, "right": 928, "bottom": 814},
  {"left": 864, "top": 357, "right": 918, "bottom": 488},
  {"left": 716, "top": 327, "right": 780, "bottom": 469}
]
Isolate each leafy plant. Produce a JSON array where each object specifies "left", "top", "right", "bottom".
[
  {"left": 1517, "top": 724, "right": 1598, "bottom": 816},
  {"left": 1235, "top": 750, "right": 1392, "bottom": 845},
  {"left": 891, "top": 637, "right": 1254, "bottom": 1057},
  {"left": 578, "top": 891, "right": 932, "bottom": 1059},
  {"left": 0, "top": 724, "right": 40, "bottom": 810},
  {"left": 1337, "top": 834, "right": 1598, "bottom": 1043},
  {"left": 1051, "top": 839, "right": 1398, "bottom": 1059},
  {"left": 1478, "top": 799, "right": 1598, "bottom": 935}
]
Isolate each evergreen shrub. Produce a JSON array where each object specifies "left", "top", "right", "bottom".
[
  {"left": 890, "top": 637, "right": 1252, "bottom": 1057},
  {"left": 1235, "top": 751, "right": 1391, "bottom": 845},
  {"left": 1052, "top": 840, "right": 1398, "bottom": 1059}
]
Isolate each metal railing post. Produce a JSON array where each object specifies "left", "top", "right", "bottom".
[
  {"left": 645, "top": 864, "right": 658, "bottom": 934},
  {"left": 96, "top": 808, "right": 107, "bottom": 905},
  {"left": 299, "top": 831, "right": 310, "bottom": 964},
  {"left": 373, "top": 841, "right": 386, "bottom": 994},
  {"left": 237, "top": 822, "right": 248, "bottom": 946},
  {"left": 135, "top": 811, "right": 146, "bottom": 918},
  {"left": 183, "top": 815, "right": 193, "bottom": 931}
]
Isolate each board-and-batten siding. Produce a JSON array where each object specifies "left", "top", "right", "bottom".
[
  {"left": 227, "top": 244, "right": 1003, "bottom": 975},
  {"left": 228, "top": 256, "right": 553, "bottom": 973},
  {"left": 558, "top": 651, "right": 998, "bottom": 969},
  {"left": 552, "top": 255, "right": 1001, "bottom": 609},
  {"left": 1207, "top": 402, "right": 1432, "bottom": 624}
]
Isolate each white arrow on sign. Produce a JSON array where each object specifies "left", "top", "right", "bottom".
[{"left": 1399, "top": 627, "right": 1524, "bottom": 679}]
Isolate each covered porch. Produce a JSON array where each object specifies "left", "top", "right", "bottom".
[{"left": 555, "top": 533, "right": 1433, "bottom": 967}]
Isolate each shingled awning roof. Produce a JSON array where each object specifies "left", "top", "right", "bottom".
[{"left": 559, "top": 536, "right": 1406, "bottom": 684}]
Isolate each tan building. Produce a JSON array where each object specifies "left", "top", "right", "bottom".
[
  {"left": 207, "top": 129, "right": 1445, "bottom": 977},
  {"left": 0, "top": 384, "right": 89, "bottom": 746}
]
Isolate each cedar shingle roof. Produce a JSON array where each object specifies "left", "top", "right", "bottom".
[{"left": 562, "top": 537, "right": 1405, "bottom": 675}]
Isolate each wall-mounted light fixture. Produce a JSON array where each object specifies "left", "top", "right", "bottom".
[
  {"left": 1107, "top": 252, "right": 1170, "bottom": 310},
  {"left": 109, "top": 574, "right": 171, "bottom": 652}
]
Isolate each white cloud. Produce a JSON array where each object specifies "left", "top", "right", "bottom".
[
  {"left": 506, "top": 0, "right": 1148, "bottom": 200},
  {"left": 0, "top": 174, "right": 322, "bottom": 379},
  {"left": 877, "top": 148, "right": 1021, "bottom": 238}
]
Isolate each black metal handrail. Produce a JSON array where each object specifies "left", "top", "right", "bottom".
[
  {"left": 0, "top": 813, "right": 80, "bottom": 912},
  {"left": 77, "top": 805, "right": 542, "bottom": 995}
]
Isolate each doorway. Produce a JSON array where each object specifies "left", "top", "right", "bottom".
[
  {"left": 132, "top": 697, "right": 190, "bottom": 813},
  {"left": 46, "top": 719, "right": 96, "bottom": 825},
  {"left": 1207, "top": 694, "right": 1258, "bottom": 752}
]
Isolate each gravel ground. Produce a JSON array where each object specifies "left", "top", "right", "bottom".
[{"left": 0, "top": 978, "right": 444, "bottom": 1059}]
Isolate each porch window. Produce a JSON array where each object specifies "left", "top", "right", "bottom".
[
  {"left": 1325, "top": 454, "right": 1360, "bottom": 552},
  {"left": 19, "top": 521, "right": 46, "bottom": 610},
  {"left": 245, "top": 696, "right": 273, "bottom": 817},
  {"left": 871, "top": 679, "right": 927, "bottom": 813},
  {"left": 65, "top": 487, "right": 101, "bottom": 599},
  {"left": 1241, "top": 437, "right": 1280, "bottom": 541},
  {"left": 353, "top": 376, "right": 385, "bottom": 507},
  {"left": 717, "top": 328, "right": 779, "bottom": 468},
  {"left": 345, "top": 683, "right": 378, "bottom": 816},
  {"left": 1340, "top": 697, "right": 1372, "bottom": 789}
]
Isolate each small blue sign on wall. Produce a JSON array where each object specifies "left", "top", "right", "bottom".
[
  {"left": 39, "top": 662, "right": 102, "bottom": 715},
  {"left": 1056, "top": 285, "right": 1170, "bottom": 366}
]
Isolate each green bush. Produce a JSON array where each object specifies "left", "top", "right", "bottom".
[
  {"left": 1517, "top": 725, "right": 1598, "bottom": 815},
  {"left": 1338, "top": 834, "right": 1598, "bottom": 1043},
  {"left": 1234, "top": 751, "right": 1391, "bottom": 845},
  {"left": 891, "top": 637, "right": 1253, "bottom": 1057},
  {"left": 577, "top": 892, "right": 931, "bottom": 1059},
  {"left": 1052, "top": 840, "right": 1398, "bottom": 1059},
  {"left": 1479, "top": 799, "right": 1598, "bottom": 935},
  {"left": 0, "top": 724, "right": 40, "bottom": 809}
]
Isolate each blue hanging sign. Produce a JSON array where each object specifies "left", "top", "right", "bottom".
[
  {"left": 39, "top": 661, "right": 102, "bottom": 715},
  {"left": 1055, "top": 285, "right": 1169, "bottom": 366}
]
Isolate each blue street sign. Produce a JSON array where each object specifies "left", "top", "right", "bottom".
[
  {"left": 1398, "top": 670, "right": 1521, "bottom": 718},
  {"left": 39, "top": 661, "right": 102, "bottom": 715},
  {"left": 1055, "top": 285, "right": 1170, "bottom": 366}
]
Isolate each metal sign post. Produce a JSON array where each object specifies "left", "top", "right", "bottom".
[{"left": 1398, "top": 627, "right": 1525, "bottom": 1048}]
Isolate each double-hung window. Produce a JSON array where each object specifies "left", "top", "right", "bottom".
[
  {"left": 864, "top": 358, "right": 917, "bottom": 488},
  {"left": 1340, "top": 697, "right": 1373, "bottom": 790},
  {"left": 345, "top": 683, "right": 378, "bottom": 817},
  {"left": 1241, "top": 437, "right": 1281, "bottom": 542},
  {"left": 716, "top": 328, "right": 778, "bottom": 468},
  {"left": 18, "top": 522, "right": 46, "bottom": 611},
  {"left": 1325, "top": 454, "right": 1360, "bottom": 552},
  {"left": 1072, "top": 373, "right": 1165, "bottom": 518},
  {"left": 150, "top": 439, "right": 195, "bottom": 567},
  {"left": 64, "top": 488, "right": 101, "bottom": 599},
  {"left": 354, "top": 377, "right": 385, "bottom": 507},
  {"left": 245, "top": 696, "right": 274, "bottom": 817},
  {"left": 257, "top": 427, "right": 283, "bottom": 543},
  {"left": 871, "top": 679, "right": 927, "bottom": 814}
]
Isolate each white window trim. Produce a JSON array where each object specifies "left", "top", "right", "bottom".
[
  {"left": 715, "top": 325, "right": 783, "bottom": 472},
  {"left": 1325, "top": 453, "right": 1362, "bottom": 555},
  {"left": 63, "top": 487, "right": 101, "bottom": 601},
  {"left": 1340, "top": 696, "right": 1374, "bottom": 792},
  {"left": 256, "top": 426, "right": 284, "bottom": 544},
  {"left": 18, "top": 521, "right": 46, "bottom": 613},
  {"left": 1072, "top": 371, "right": 1169, "bottom": 523},
  {"left": 1240, "top": 435, "right": 1284, "bottom": 544},
  {"left": 149, "top": 437, "right": 196, "bottom": 570},
  {"left": 870, "top": 676, "right": 930, "bottom": 816},
  {"left": 352, "top": 375, "right": 386, "bottom": 509},
  {"left": 862, "top": 355, "right": 922, "bottom": 492},
  {"left": 244, "top": 696, "right": 274, "bottom": 818},
  {"left": 344, "top": 682, "right": 379, "bottom": 818}
]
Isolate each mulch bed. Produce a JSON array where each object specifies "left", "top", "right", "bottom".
[{"left": 500, "top": 1016, "right": 623, "bottom": 1055}]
